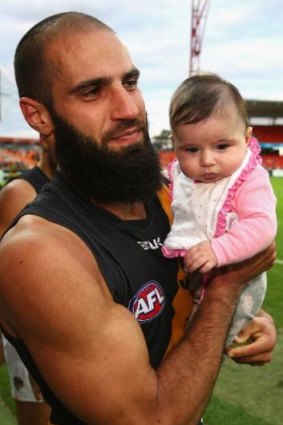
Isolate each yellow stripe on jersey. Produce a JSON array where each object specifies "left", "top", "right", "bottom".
[{"left": 157, "top": 184, "right": 193, "bottom": 356}]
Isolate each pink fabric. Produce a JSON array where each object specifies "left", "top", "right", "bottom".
[
  {"left": 214, "top": 136, "right": 261, "bottom": 238},
  {"left": 211, "top": 138, "right": 277, "bottom": 266},
  {"left": 161, "top": 246, "right": 187, "bottom": 258}
]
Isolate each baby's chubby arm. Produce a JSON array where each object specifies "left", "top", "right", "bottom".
[
  {"left": 211, "top": 168, "right": 276, "bottom": 266},
  {"left": 186, "top": 168, "right": 276, "bottom": 272},
  {"left": 184, "top": 240, "right": 218, "bottom": 273}
]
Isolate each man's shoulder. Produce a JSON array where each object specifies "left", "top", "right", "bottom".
[
  {"left": 0, "top": 212, "right": 103, "bottom": 296},
  {"left": 0, "top": 214, "right": 103, "bottom": 344},
  {"left": 1, "top": 213, "right": 94, "bottom": 265}
]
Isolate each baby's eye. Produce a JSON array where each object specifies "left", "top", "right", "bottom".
[
  {"left": 217, "top": 143, "right": 229, "bottom": 151},
  {"left": 185, "top": 147, "right": 199, "bottom": 153}
]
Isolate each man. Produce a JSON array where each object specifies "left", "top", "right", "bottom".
[
  {"left": 0, "top": 12, "right": 276, "bottom": 425},
  {"left": 0, "top": 135, "right": 56, "bottom": 425}
]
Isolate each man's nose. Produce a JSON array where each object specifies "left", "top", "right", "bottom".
[{"left": 110, "top": 85, "right": 140, "bottom": 120}]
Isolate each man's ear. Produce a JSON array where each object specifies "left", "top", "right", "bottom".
[{"left": 19, "top": 97, "right": 54, "bottom": 137}]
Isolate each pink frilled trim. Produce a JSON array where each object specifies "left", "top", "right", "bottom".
[
  {"left": 161, "top": 246, "right": 187, "bottom": 258},
  {"left": 214, "top": 136, "right": 262, "bottom": 238}
]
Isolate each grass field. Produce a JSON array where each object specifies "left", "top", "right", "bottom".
[
  {"left": 0, "top": 178, "right": 282, "bottom": 425},
  {"left": 0, "top": 364, "right": 16, "bottom": 424}
]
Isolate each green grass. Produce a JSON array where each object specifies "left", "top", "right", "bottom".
[
  {"left": 204, "top": 331, "right": 283, "bottom": 425},
  {"left": 272, "top": 177, "right": 283, "bottom": 259},
  {"left": 0, "top": 178, "right": 282, "bottom": 425},
  {"left": 0, "top": 364, "right": 16, "bottom": 424},
  {"left": 263, "top": 178, "right": 283, "bottom": 329}
]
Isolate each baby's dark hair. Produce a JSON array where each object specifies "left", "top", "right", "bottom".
[
  {"left": 170, "top": 73, "right": 248, "bottom": 131},
  {"left": 14, "top": 12, "right": 114, "bottom": 106}
]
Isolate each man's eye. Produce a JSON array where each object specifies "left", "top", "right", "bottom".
[
  {"left": 82, "top": 86, "right": 101, "bottom": 98},
  {"left": 123, "top": 78, "right": 138, "bottom": 90}
]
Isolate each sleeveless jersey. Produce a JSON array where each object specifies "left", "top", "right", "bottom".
[
  {"left": 12, "top": 166, "right": 49, "bottom": 193},
  {"left": 4, "top": 171, "right": 193, "bottom": 425}
]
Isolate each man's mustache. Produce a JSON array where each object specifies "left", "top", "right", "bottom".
[{"left": 102, "top": 119, "right": 146, "bottom": 143}]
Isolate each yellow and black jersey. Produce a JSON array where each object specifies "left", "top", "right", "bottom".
[{"left": 5, "top": 171, "right": 193, "bottom": 425}]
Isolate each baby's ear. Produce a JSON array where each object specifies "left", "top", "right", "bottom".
[{"left": 246, "top": 126, "right": 253, "bottom": 144}]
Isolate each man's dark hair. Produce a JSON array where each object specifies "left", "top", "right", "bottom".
[
  {"left": 170, "top": 72, "right": 249, "bottom": 131},
  {"left": 14, "top": 12, "right": 113, "bottom": 106}
]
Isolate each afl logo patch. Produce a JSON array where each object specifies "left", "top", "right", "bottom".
[{"left": 129, "top": 281, "right": 165, "bottom": 323}]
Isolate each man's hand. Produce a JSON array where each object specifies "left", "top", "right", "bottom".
[
  {"left": 184, "top": 241, "right": 218, "bottom": 273},
  {"left": 215, "top": 241, "right": 276, "bottom": 289},
  {"left": 213, "top": 242, "right": 276, "bottom": 365},
  {"left": 225, "top": 310, "right": 276, "bottom": 365}
]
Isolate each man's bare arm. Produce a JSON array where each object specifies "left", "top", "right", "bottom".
[{"left": 0, "top": 219, "right": 275, "bottom": 425}]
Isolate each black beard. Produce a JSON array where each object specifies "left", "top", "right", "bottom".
[{"left": 50, "top": 111, "right": 162, "bottom": 203}]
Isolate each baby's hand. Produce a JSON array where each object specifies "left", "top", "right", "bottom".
[{"left": 184, "top": 241, "right": 218, "bottom": 273}]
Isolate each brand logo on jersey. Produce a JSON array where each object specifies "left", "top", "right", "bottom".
[
  {"left": 129, "top": 281, "right": 165, "bottom": 323},
  {"left": 137, "top": 237, "right": 163, "bottom": 251}
]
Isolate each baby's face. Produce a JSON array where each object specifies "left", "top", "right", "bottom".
[{"left": 173, "top": 107, "right": 251, "bottom": 183}]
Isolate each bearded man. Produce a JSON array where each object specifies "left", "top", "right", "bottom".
[{"left": 0, "top": 12, "right": 276, "bottom": 425}]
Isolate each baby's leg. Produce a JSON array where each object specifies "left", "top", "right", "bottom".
[{"left": 225, "top": 272, "right": 267, "bottom": 347}]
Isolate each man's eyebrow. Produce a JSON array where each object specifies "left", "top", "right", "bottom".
[
  {"left": 122, "top": 67, "right": 140, "bottom": 81},
  {"left": 68, "top": 67, "right": 140, "bottom": 95}
]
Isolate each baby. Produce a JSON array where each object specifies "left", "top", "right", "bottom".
[{"left": 162, "top": 73, "right": 277, "bottom": 346}]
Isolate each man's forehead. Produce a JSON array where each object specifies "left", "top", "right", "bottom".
[
  {"left": 46, "top": 29, "right": 126, "bottom": 58},
  {"left": 45, "top": 30, "right": 133, "bottom": 80}
]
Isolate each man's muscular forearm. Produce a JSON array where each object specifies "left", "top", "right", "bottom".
[
  {"left": 155, "top": 275, "right": 243, "bottom": 425},
  {"left": 154, "top": 243, "right": 276, "bottom": 425}
]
